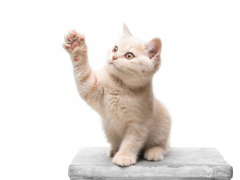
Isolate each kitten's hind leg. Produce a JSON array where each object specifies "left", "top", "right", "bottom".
[{"left": 143, "top": 146, "right": 165, "bottom": 161}]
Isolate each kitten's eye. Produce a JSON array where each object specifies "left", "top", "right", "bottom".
[
  {"left": 125, "top": 52, "right": 134, "bottom": 60},
  {"left": 112, "top": 46, "right": 118, "bottom": 53}
]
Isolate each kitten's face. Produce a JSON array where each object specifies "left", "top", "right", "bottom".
[{"left": 106, "top": 25, "right": 161, "bottom": 87}]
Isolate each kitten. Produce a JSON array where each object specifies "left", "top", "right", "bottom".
[{"left": 63, "top": 24, "right": 171, "bottom": 167}]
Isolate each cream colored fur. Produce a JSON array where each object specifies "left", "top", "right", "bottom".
[{"left": 63, "top": 24, "right": 171, "bottom": 167}]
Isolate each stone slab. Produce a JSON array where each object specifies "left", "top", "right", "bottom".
[{"left": 69, "top": 147, "right": 233, "bottom": 180}]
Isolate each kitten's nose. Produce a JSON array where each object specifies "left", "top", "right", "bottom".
[{"left": 112, "top": 55, "right": 118, "bottom": 61}]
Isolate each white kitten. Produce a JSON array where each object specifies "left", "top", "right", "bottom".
[{"left": 63, "top": 24, "right": 171, "bottom": 167}]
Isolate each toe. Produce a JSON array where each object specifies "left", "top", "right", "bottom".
[
  {"left": 79, "top": 34, "right": 85, "bottom": 41},
  {"left": 62, "top": 43, "right": 70, "bottom": 49},
  {"left": 83, "top": 46, "right": 87, "bottom": 52},
  {"left": 69, "top": 30, "right": 77, "bottom": 39},
  {"left": 62, "top": 44, "right": 71, "bottom": 52},
  {"left": 124, "top": 157, "right": 130, "bottom": 166},
  {"left": 113, "top": 154, "right": 136, "bottom": 167},
  {"left": 64, "top": 35, "right": 72, "bottom": 43}
]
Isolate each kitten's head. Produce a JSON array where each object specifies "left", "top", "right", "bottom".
[{"left": 106, "top": 24, "right": 162, "bottom": 87}]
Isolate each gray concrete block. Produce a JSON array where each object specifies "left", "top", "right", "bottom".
[{"left": 68, "top": 147, "right": 233, "bottom": 180}]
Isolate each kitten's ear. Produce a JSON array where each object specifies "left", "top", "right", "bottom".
[
  {"left": 144, "top": 38, "right": 162, "bottom": 60},
  {"left": 123, "top": 23, "right": 132, "bottom": 37}
]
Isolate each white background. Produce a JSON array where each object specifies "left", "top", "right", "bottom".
[{"left": 0, "top": 0, "right": 239, "bottom": 179}]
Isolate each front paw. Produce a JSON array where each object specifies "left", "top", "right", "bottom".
[
  {"left": 62, "top": 30, "right": 87, "bottom": 61},
  {"left": 112, "top": 153, "right": 136, "bottom": 167}
]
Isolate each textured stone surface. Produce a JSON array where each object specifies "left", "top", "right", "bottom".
[{"left": 69, "top": 147, "right": 233, "bottom": 180}]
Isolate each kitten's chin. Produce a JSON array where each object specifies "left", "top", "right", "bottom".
[
  {"left": 105, "top": 65, "right": 151, "bottom": 88},
  {"left": 109, "top": 62, "right": 115, "bottom": 68},
  {"left": 106, "top": 62, "right": 119, "bottom": 74}
]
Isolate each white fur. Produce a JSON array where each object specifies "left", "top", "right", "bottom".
[{"left": 63, "top": 25, "right": 171, "bottom": 167}]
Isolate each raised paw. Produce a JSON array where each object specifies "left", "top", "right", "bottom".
[
  {"left": 112, "top": 153, "right": 136, "bottom": 167},
  {"left": 62, "top": 30, "right": 87, "bottom": 60},
  {"left": 143, "top": 146, "right": 164, "bottom": 161}
]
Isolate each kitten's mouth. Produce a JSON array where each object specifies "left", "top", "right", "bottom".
[
  {"left": 109, "top": 61, "right": 116, "bottom": 68},
  {"left": 109, "top": 60, "right": 120, "bottom": 71}
]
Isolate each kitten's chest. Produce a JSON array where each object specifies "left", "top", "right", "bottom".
[
  {"left": 101, "top": 85, "right": 151, "bottom": 136},
  {"left": 103, "top": 86, "right": 141, "bottom": 122},
  {"left": 104, "top": 88, "right": 129, "bottom": 117},
  {"left": 102, "top": 88, "right": 135, "bottom": 136}
]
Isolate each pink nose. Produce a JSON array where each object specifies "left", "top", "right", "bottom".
[{"left": 112, "top": 56, "right": 118, "bottom": 61}]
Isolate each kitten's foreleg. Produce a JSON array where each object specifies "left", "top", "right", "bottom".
[
  {"left": 113, "top": 124, "right": 148, "bottom": 167},
  {"left": 63, "top": 30, "right": 104, "bottom": 110}
]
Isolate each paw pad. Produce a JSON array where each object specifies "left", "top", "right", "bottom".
[{"left": 63, "top": 30, "right": 86, "bottom": 53}]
